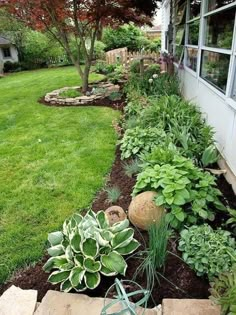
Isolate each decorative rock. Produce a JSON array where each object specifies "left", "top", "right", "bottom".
[
  {"left": 0, "top": 285, "right": 37, "bottom": 315},
  {"left": 105, "top": 206, "right": 127, "bottom": 226},
  {"left": 162, "top": 299, "right": 221, "bottom": 315},
  {"left": 34, "top": 291, "right": 158, "bottom": 315},
  {"left": 128, "top": 191, "right": 165, "bottom": 230}
]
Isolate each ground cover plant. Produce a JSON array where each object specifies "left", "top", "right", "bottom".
[
  {"left": 44, "top": 210, "right": 139, "bottom": 292},
  {"left": 0, "top": 67, "right": 120, "bottom": 284},
  {"left": 178, "top": 224, "right": 236, "bottom": 279},
  {"left": 59, "top": 89, "right": 82, "bottom": 98}
]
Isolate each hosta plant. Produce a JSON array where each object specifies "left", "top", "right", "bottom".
[
  {"left": 133, "top": 155, "right": 226, "bottom": 229},
  {"left": 179, "top": 224, "right": 236, "bottom": 280},
  {"left": 209, "top": 265, "right": 236, "bottom": 315},
  {"left": 120, "top": 126, "right": 168, "bottom": 160},
  {"left": 43, "top": 210, "right": 140, "bottom": 292}
]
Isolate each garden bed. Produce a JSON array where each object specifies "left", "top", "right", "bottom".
[{"left": 0, "top": 146, "right": 235, "bottom": 306}]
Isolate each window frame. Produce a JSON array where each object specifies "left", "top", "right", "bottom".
[{"left": 2, "top": 47, "right": 11, "bottom": 59}]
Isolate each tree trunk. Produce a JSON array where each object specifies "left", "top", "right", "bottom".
[{"left": 82, "top": 64, "right": 91, "bottom": 94}]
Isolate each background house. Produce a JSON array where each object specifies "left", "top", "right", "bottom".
[
  {"left": 0, "top": 36, "right": 18, "bottom": 73},
  {"left": 145, "top": 25, "right": 162, "bottom": 39},
  {"left": 161, "top": 0, "right": 236, "bottom": 192}
]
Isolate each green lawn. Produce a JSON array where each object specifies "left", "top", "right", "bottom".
[{"left": 0, "top": 67, "right": 120, "bottom": 283}]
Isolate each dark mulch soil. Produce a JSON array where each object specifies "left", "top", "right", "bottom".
[{"left": 1, "top": 92, "right": 236, "bottom": 304}]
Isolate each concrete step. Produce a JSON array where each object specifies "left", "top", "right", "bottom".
[{"left": 0, "top": 285, "right": 37, "bottom": 315}]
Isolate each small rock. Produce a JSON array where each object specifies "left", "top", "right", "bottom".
[{"left": 105, "top": 206, "right": 127, "bottom": 226}]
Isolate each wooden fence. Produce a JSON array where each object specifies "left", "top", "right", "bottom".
[{"left": 106, "top": 47, "right": 160, "bottom": 67}]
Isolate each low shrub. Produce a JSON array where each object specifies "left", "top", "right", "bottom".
[
  {"left": 95, "top": 61, "right": 116, "bottom": 75},
  {"left": 59, "top": 89, "right": 82, "bottom": 98},
  {"left": 43, "top": 210, "right": 140, "bottom": 292},
  {"left": 105, "top": 186, "right": 121, "bottom": 204},
  {"left": 3, "top": 61, "right": 22, "bottom": 73},
  {"left": 123, "top": 159, "right": 141, "bottom": 178},
  {"left": 178, "top": 224, "right": 236, "bottom": 280},
  {"left": 209, "top": 265, "right": 236, "bottom": 315},
  {"left": 133, "top": 155, "right": 226, "bottom": 229},
  {"left": 107, "top": 64, "right": 126, "bottom": 84},
  {"left": 120, "top": 126, "right": 167, "bottom": 160},
  {"left": 130, "top": 60, "right": 141, "bottom": 74}
]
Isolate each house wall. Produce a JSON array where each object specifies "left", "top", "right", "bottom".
[
  {"left": 0, "top": 45, "right": 18, "bottom": 73},
  {"left": 161, "top": 0, "right": 236, "bottom": 186}
]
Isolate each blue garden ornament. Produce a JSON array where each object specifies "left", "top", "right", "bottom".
[{"left": 101, "top": 278, "right": 150, "bottom": 315}]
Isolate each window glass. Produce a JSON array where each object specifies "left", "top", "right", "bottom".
[
  {"left": 187, "top": 19, "right": 200, "bottom": 45},
  {"left": 201, "top": 50, "right": 230, "bottom": 93},
  {"left": 3, "top": 48, "right": 11, "bottom": 58},
  {"left": 175, "top": 0, "right": 187, "bottom": 24},
  {"left": 207, "top": 0, "right": 235, "bottom": 12},
  {"left": 231, "top": 64, "right": 236, "bottom": 101},
  {"left": 186, "top": 48, "right": 198, "bottom": 71},
  {"left": 189, "top": 0, "right": 201, "bottom": 19},
  {"left": 205, "top": 9, "right": 235, "bottom": 49}
]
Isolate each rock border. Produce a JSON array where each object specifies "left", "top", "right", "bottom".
[{"left": 44, "top": 82, "right": 120, "bottom": 106}]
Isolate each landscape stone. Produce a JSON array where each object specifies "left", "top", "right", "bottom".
[
  {"left": 34, "top": 291, "right": 159, "bottom": 315},
  {"left": 162, "top": 299, "right": 221, "bottom": 315},
  {"left": 105, "top": 205, "right": 127, "bottom": 225},
  {"left": 0, "top": 285, "right": 37, "bottom": 315}
]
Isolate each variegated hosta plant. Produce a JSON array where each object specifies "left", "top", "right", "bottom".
[{"left": 43, "top": 210, "right": 140, "bottom": 292}]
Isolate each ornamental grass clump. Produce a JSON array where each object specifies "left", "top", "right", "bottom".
[
  {"left": 133, "top": 154, "right": 225, "bottom": 229},
  {"left": 178, "top": 224, "right": 236, "bottom": 280},
  {"left": 43, "top": 210, "right": 140, "bottom": 292}
]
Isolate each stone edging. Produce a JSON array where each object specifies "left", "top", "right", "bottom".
[{"left": 44, "top": 83, "right": 120, "bottom": 106}]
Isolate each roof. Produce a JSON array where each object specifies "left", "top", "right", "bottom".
[
  {"left": 0, "top": 36, "right": 11, "bottom": 45},
  {"left": 147, "top": 25, "right": 162, "bottom": 33}
]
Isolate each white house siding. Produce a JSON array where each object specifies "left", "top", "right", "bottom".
[{"left": 161, "top": 0, "right": 236, "bottom": 183}]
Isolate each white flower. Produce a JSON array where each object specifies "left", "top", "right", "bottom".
[
  {"left": 149, "top": 78, "right": 153, "bottom": 84},
  {"left": 38, "top": 139, "right": 42, "bottom": 143},
  {"left": 153, "top": 74, "right": 158, "bottom": 79}
]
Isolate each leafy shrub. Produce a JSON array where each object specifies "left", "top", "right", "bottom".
[
  {"left": 107, "top": 64, "right": 126, "bottom": 84},
  {"left": 178, "top": 224, "right": 236, "bottom": 279},
  {"left": 59, "top": 89, "right": 82, "bottom": 98},
  {"left": 209, "top": 265, "right": 236, "bottom": 315},
  {"left": 226, "top": 208, "right": 236, "bottom": 236},
  {"left": 138, "top": 95, "right": 214, "bottom": 162},
  {"left": 94, "top": 41, "right": 106, "bottom": 60},
  {"left": 108, "top": 91, "right": 122, "bottom": 101},
  {"left": 44, "top": 210, "right": 140, "bottom": 292},
  {"left": 144, "top": 64, "right": 161, "bottom": 78},
  {"left": 133, "top": 155, "right": 226, "bottom": 229},
  {"left": 130, "top": 60, "right": 141, "bottom": 74},
  {"left": 95, "top": 61, "right": 117, "bottom": 75},
  {"left": 3, "top": 61, "right": 22, "bottom": 73},
  {"left": 120, "top": 126, "right": 167, "bottom": 160},
  {"left": 143, "top": 38, "right": 161, "bottom": 52},
  {"left": 201, "top": 144, "right": 219, "bottom": 167}
]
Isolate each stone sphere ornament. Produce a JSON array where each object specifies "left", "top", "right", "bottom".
[
  {"left": 128, "top": 191, "right": 165, "bottom": 230},
  {"left": 105, "top": 206, "right": 127, "bottom": 226}
]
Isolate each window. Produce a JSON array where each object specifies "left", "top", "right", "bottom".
[
  {"left": 174, "top": 0, "right": 187, "bottom": 63},
  {"left": 231, "top": 62, "right": 236, "bottom": 101},
  {"left": 188, "top": 19, "right": 200, "bottom": 45},
  {"left": 2, "top": 47, "right": 11, "bottom": 58},
  {"left": 204, "top": 9, "right": 235, "bottom": 49},
  {"left": 190, "top": 0, "right": 201, "bottom": 19},
  {"left": 207, "top": 0, "right": 235, "bottom": 12},
  {"left": 201, "top": 51, "right": 230, "bottom": 92},
  {"left": 186, "top": 47, "right": 198, "bottom": 71}
]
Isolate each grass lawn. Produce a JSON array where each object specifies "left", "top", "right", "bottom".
[{"left": 0, "top": 67, "right": 120, "bottom": 283}]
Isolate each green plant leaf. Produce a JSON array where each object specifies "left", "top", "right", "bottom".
[
  {"left": 84, "top": 257, "right": 101, "bottom": 273},
  {"left": 112, "top": 228, "right": 134, "bottom": 249},
  {"left": 60, "top": 279, "right": 73, "bottom": 293},
  {"left": 48, "top": 245, "right": 64, "bottom": 257},
  {"left": 69, "top": 266, "right": 85, "bottom": 287},
  {"left": 101, "top": 251, "right": 127, "bottom": 276},
  {"left": 48, "top": 231, "right": 64, "bottom": 246},
  {"left": 81, "top": 238, "right": 98, "bottom": 258},
  {"left": 115, "top": 239, "right": 140, "bottom": 255},
  {"left": 97, "top": 211, "right": 109, "bottom": 229},
  {"left": 70, "top": 233, "right": 82, "bottom": 253},
  {"left": 48, "top": 270, "right": 70, "bottom": 284},
  {"left": 84, "top": 272, "right": 101, "bottom": 289},
  {"left": 110, "top": 219, "right": 129, "bottom": 233}
]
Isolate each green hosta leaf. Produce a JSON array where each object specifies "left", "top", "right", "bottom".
[
  {"left": 65, "top": 245, "right": 73, "bottom": 260},
  {"left": 96, "top": 211, "right": 109, "bottom": 229},
  {"left": 74, "top": 281, "right": 87, "bottom": 292},
  {"left": 94, "top": 231, "right": 109, "bottom": 247},
  {"left": 74, "top": 254, "right": 84, "bottom": 267},
  {"left": 48, "top": 231, "right": 64, "bottom": 246},
  {"left": 60, "top": 279, "right": 73, "bottom": 293},
  {"left": 48, "top": 245, "right": 64, "bottom": 257},
  {"left": 69, "top": 266, "right": 85, "bottom": 287},
  {"left": 48, "top": 270, "right": 70, "bottom": 284},
  {"left": 84, "top": 257, "right": 101, "bottom": 273},
  {"left": 112, "top": 228, "right": 134, "bottom": 249},
  {"left": 70, "top": 233, "right": 82, "bottom": 253},
  {"left": 110, "top": 219, "right": 129, "bottom": 233},
  {"left": 100, "top": 230, "right": 113, "bottom": 242},
  {"left": 73, "top": 213, "right": 83, "bottom": 225},
  {"left": 101, "top": 251, "right": 127, "bottom": 276},
  {"left": 81, "top": 238, "right": 98, "bottom": 258},
  {"left": 100, "top": 265, "right": 117, "bottom": 276},
  {"left": 115, "top": 239, "right": 140, "bottom": 255},
  {"left": 84, "top": 272, "right": 101, "bottom": 289},
  {"left": 99, "top": 246, "right": 111, "bottom": 255}
]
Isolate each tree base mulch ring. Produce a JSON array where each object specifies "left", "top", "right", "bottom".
[{"left": 1, "top": 146, "right": 235, "bottom": 305}]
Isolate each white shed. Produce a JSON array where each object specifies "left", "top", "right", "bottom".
[
  {"left": 161, "top": 0, "right": 236, "bottom": 192},
  {"left": 0, "top": 36, "right": 19, "bottom": 73}
]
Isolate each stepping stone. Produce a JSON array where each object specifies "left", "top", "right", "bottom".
[
  {"left": 34, "top": 290, "right": 160, "bottom": 315},
  {"left": 162, "top": 299, "right": 221, "bottom": 315},
  {"left": 0, "top": 285, "right": 37, "bottom": 315}
]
